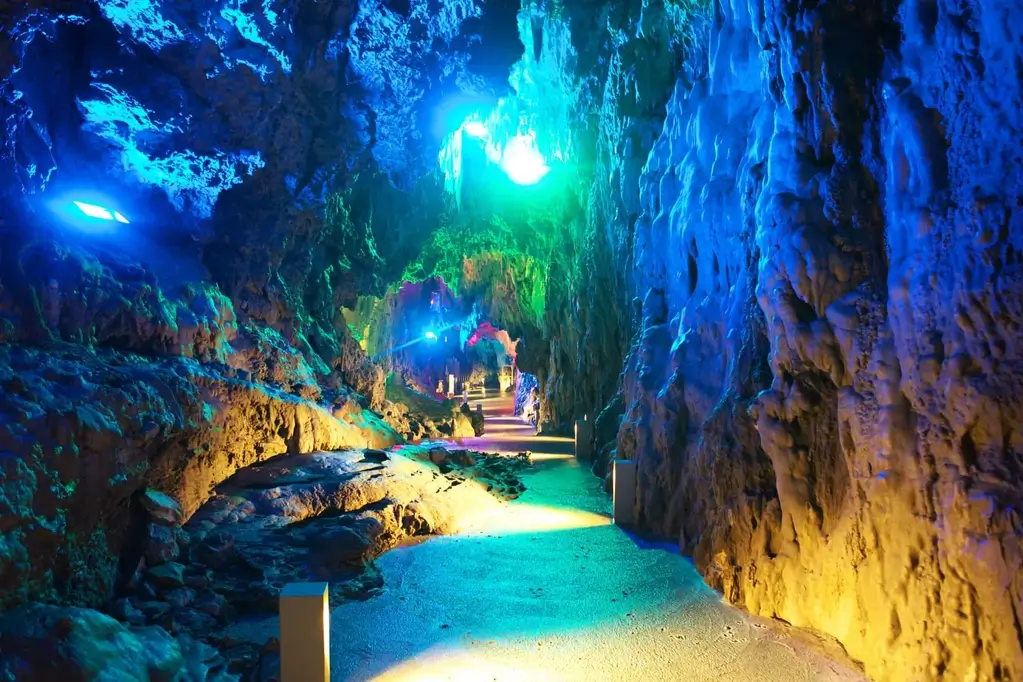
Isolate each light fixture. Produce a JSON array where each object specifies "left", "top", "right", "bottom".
[
  {"left": 73, "top": 200, "right": 130, "bottom": 224},
  {"left": 425, "top": 331, "right": 438, "bottom": 341},
  {"left": 500, "top": 134, "right": 550, "bottom": 186},
  {"left": 463, "top": 120, "right": 488, "bottom": 138}
]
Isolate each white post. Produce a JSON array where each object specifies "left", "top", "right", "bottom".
[
  {"left": 279, "top": 582, "right": 330, "bottom": 682},
  {"left": 574, "top": 418, "right": 593, "bottom": 460},
  {"left": 613, "top": 459, "right": 637, "bottom": 526},
  {"left": 448, "top": 373, "right": 455, "bottom": 396}
]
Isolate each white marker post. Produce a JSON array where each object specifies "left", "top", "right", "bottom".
[
  {"left": 613, "top": 459, "right": 636, "bottom": 526},
  {"left": 279, "top": 582, "right": 330, "bottom": 682}
]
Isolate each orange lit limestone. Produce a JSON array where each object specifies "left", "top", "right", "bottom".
[{"left": 280, "top": 582, "right": 330, "bottom": 682}]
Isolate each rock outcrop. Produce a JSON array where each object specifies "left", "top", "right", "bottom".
[
  {"left": 110, "top": 444, "right": 529, "bottom": 677},
  {"left": 0, "top": 0, "right": 521, "bottom": 623},
  {"left": 0, "top": 343, "right": 398, "bottom": 614}
]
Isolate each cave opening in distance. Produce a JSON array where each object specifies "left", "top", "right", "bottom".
[{"left": 0, "top": 0, "right": 1019, "bottom": 680}]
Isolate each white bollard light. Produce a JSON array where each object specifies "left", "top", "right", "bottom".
[
  {"left": 612, "top": 459, "right": 637, "bottom": 526},
  {"left": 279, "top": 582, "right": 330, "bottom": 682}
]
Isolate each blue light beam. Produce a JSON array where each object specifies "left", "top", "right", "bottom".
[{"left": 72, "top": 200, "right": 131, "bottom": 224}]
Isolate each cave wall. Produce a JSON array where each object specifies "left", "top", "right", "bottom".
[
  {"left": 511, "top": 0, "right": 693, "bottom": 434},
  {"left": 0, "top": 0, "right": 522, "bottom": 614},
  {"left": 612, "top": 0, "right": 1023, "bottom": 678}
]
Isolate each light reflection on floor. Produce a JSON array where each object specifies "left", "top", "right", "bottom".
[
  {"left": 470, "top": 500, "right": 610, "bottom": 535},
  {"left": 329, "top": 394, "right": 867, "bottom": 682},
  {"left": 373, "top": 654, "right": 551, "bottom": 682}
]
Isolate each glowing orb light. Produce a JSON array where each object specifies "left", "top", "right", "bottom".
[
  {"left": 500, "top": 134, "right": 550, "bottom": 186},
  {"left": 462, "top": 121, "right": 488, "bottom": 138},
  {"left": 73, "top": 200, "right": 130, "bottom": 224},
  {"left": 424, "top": 331, "right": 438, "bottom": 341}
]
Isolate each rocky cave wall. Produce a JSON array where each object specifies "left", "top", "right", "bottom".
[
  {"left": 610, "top": 0, "right": 1023, "bottom": 679},
  {"left": 503, "top": 0, "right": 697, "bottom": 438},
  {"left": 0, "top": 0, "right": 521, "bottom": 616},
  {"left": 1, "top": 0, "right": 1020, "bottom": 678}
]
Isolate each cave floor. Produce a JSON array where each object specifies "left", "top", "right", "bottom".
[{"left": 328, "top": 394, "right": 868, "bottom": 682}]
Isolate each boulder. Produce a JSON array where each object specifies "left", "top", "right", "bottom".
[
  {"left": 145, "top": 523, "right": 181, "bottom": 566},
  {"left": 147, "top": 562, "right": 187, "bottom": 590},
  {"left": 141, "top": 490, "right": 185, "bottom": 526},
  {"left": 0, "top": 603, "right": 236, "bottom": 681}
]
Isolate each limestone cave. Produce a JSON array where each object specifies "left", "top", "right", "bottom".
[{"left": 0, "top": 0, "right": 1020, "bottom": 680}]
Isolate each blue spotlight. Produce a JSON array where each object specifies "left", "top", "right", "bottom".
[
  {"left": 73, "top": 200, "right": 130, "bottom": 224},
  {"left": 73, "top": 201, "right": 113, "bottom": 219},
  {"left": 424, "top": 330, "right": 438, "bottom": 341}
]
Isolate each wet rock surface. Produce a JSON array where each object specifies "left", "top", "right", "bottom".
[{"left": 411, "top": 445, "right": 531, "bottom": 500}]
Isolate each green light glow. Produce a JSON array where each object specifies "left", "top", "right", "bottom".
[
  {"left": 439, "top": 97, "right": 559, "bottom": 200},
  {"left": 500, "top": 134, "right": 550, "bottom": 186}
]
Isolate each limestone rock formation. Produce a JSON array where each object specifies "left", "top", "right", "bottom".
[
  {"left": 0, "top": 343, "right": 397, "bottom": 613},
  {"left": 0, "top": 0, "right": 519, "bottom": 625},
  {"left": 105, "top": 445, "right": 528, "bottom": 676},
  {"left": 0, "top": 0, "right": 1020, "bottom": 678},
  {"left": 607, "top": 0, "right": 1023, "bottom": 679}
]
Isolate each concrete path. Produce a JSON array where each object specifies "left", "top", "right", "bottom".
[{"left": 329, "top": 394, "right": 867, "bottom": 681}]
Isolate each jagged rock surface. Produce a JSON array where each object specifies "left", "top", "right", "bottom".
[
  {"left": 0, "top": 0, "right": 519, "bottom": 625},
  {"left": 0, "top": 0, "right": 1020, "bottom": 679},
  {"left": 0, "top": 343, "right": 397, "bottom": 613},
  {"left": 0, "top": 602, "right": 238, "bottom": 681},
  {"left": 610, "top": 0, "right": 1023, "bottom": 679},
  {"left": 114, "top": 445, "right": 529, "bottom": 677}
]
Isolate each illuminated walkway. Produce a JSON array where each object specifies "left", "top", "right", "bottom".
[{"left": 329, "top": 394, "right": 866, "bottom": 682}]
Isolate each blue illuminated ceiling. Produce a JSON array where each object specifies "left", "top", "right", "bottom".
[{"left": 1, "top": 0, "right": 523, "bottom": 220}]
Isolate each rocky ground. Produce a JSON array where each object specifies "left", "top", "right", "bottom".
[
  {"left": 381, "top": 380, "right": 485, "bottom": 441},
  {"left": 0, "top": 442, "right": 532, "bottom": 681}
]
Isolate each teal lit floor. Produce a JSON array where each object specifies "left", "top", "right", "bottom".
[{"left": 329, "top": 395, "right": 867, "bottom": 682}]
